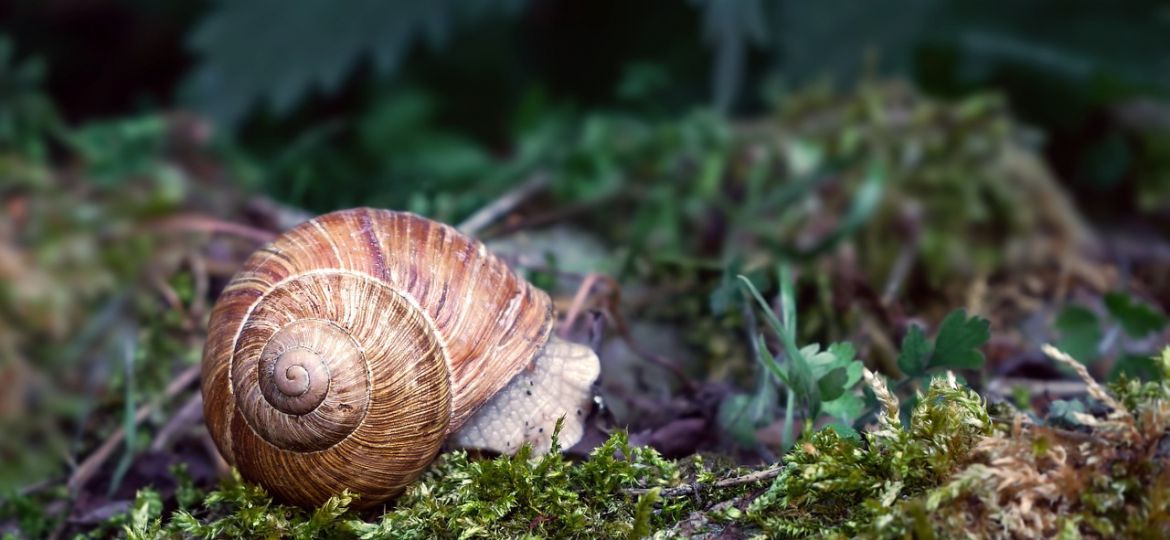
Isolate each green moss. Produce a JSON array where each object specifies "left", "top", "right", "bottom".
[
  {"left": 0, "top": 486, "right": 68, "bottom": 539},
  {"left": 100, "top": 427, "right": 691, "bottom": 539},
  {"left": 798, "top": 348, "right": 1170, "bottom": 539},
  {"left": 79, "top": 350, "right": 1170, "bottom": 538},
  {"left": 349, "top": 429, "right": 684, "bottom": 539},
  {"left": 745, "top": 373, "right": 992, "bottom": 538}
]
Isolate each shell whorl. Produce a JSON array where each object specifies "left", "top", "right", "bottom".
[{"left": 201, "top": 208, "right": 555, "bottom": 508}]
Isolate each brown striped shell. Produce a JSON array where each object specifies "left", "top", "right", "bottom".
[{"left": 201, "top": 208, "right": 554, "bottom": 508}]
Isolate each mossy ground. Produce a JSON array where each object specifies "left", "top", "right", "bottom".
[{"left": 9, "top": 350, "right": 1167, "bottom": 539}]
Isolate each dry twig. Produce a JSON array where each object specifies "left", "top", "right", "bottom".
[
  {"left": 153, "top": 214, "right": 277, "bottom": 243},
  {"left": 67, "top": 365, "right": 201, "bottom": 492},
  {"left": 625, "top": 465, "right": 783, "bottom": 497},
  {"left": 458, "top": 173, "right": 549, "bottom": 237}
]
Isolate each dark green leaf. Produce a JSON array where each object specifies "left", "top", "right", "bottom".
[
  {"left": 896, "top": 325, "right": 931, "bottom": 376},
  {"left": 816, "top": 367, "right": 849, "bottom": 402},
  {"left": 928, "top": 309, "right": 990, "bottom": 370},
  {"left": 1104, "top": 292, "right": 1168, "bottom": 339},
  {"left": 1108, "top": 354, "right": 1162, "bottom": 382},
  {"left": 1054, "top": 304, "right": 1101, "bottom": 363},
  {"left": 823, "top": 421, "right": 861, "bottom": 440}
]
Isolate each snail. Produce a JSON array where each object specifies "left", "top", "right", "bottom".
[{"left": 201, "top": 208, "right": 600, "bottom": 509}]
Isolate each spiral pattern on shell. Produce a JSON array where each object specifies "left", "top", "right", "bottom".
[{"left": 201, "top": 208, "right": 554, "bottom": 508}]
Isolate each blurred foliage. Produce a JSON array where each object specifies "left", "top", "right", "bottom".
[
  {"left": 1055, "top": 291, "right": 1169, "bottom": 381},
  {"left": 0, "top": 49, "right": 216, "bottom": 490},
  {"left": 1, "top": 1, "right": 1170, "bottom": 536},
  {"left": 172, "top": 0, "right": 1170, "bottom": 208},
  {"left": 185, "top": 0, "right": 527, "bottom": 127},
  {"left": 0, "top": 37, "right": 58, "bottom": 160}
]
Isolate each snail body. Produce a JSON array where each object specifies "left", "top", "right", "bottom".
[{"left": 201, "top": 208, "right": 599, "bottom": 508}]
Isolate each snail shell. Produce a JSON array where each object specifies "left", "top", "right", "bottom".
[{"left": 201, "top": 208, "right": 598, "bottom": 508}]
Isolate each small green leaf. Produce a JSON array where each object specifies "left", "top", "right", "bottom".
[
  {"left": 822, "top": 392, "right": 865, "bottom": 422},
  {"left": 823, "top": 421, "right": 860, "bottom": 440},
  {"left": 816, "top": 367, "right": 849, "bottom": 402},
  {"left": 929, "top": 309, "right": 990, "bottom": 370},
  {"left": 1104, "top": 292, "right": 1168, "bottom": 338},
  {"left": 1054, "top": 304, "right": 1101, "bottom": 364},
  {"left": 896, "top": 325, "right": 931, "bottom": 376}
]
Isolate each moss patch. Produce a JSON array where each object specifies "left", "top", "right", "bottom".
[{"left": 42, "top": 350, "right": 1170, "bottom": 539}]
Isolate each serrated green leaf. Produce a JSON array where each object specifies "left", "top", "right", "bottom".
[
  {"left": 896, "top": 325, "right": 930, "bottom": 376},
  {"left": 1104, "top": 292, "right": 1168, "bottom": 338},
  {"left": 185, "top": 0, "right": 527, "bottom": 126},
  {"left": 928, "top": 309, "right": 990, "bottom": 370}
]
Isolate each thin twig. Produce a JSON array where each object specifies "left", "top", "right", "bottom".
[
  {"left": 881, "top": 201, "right": 921, "bottom": 306},
  {"left": 153, "top": 214, "right": 277, "bottom": 243},
  {"left": 559, "top": 273, "right": 604, "bottom": 339},
  {"left": 986, "top": 377, "right": 1088, "bottom": 399},
  {"left": 493, "top": 198, "right": 602, "bottom": 237},
  {"left": 188, "top": 250, "right": 210, "bottom": 321},
  {"left": 458, "top": 173, "right": 549, "bottom": 237},
  {"left": 881, "top": 240, "right": 917, "bottom": 307},
  {"left": 67, "top": 365, "right": 201, "bottom": 492},
  {"left": 149, "top": 272, "right": 192, "bottom": 331},
  {"left": 150, "top": 393, "right": 204, "bottom": 452},
  {"left": 624, "top": 465, "right": 783, "bottom": 497}
]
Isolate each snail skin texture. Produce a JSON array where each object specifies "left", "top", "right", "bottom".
[{"left": 201, "top": 208, "right": 600, "bottom": 509}]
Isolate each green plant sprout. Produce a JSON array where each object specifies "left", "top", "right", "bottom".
[{"left": 736, "top": 265, "right": 865, "bottom": 449}]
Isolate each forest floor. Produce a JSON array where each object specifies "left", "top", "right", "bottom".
[{"left": 3, "top": 80, "right": 1170, "bottom": 539}]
